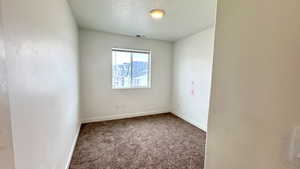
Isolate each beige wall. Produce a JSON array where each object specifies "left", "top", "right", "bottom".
[
  {"left": 0, "top": 0, "right": 15, "bottom": 167},
  {"left": 172, "top": 27, "right": 215, "bottom": 132},
  {"left": 79, "top": 30, "right": 173, "bottom": 122},
  {"left": 206, "top": 0, "right": 300, "bottom": 169},
  {"left": 2, "top": 0, "right": 80, "bottom": 168}
]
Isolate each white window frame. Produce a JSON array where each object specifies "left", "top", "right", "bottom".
[{"left": 112, "top": 48, "right": 152, "bottom": 89}]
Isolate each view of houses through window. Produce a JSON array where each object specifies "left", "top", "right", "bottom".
[{"left": 112, "top": 48, "right": 151, "bottom": 89}]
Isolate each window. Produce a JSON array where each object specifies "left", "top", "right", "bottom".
[{"left": 112, "top": 48, "right": 151, "bottom": 89}]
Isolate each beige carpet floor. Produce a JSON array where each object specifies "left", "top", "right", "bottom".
[{"left": 69, "top": 113, "right": 206, "bottom": 169}]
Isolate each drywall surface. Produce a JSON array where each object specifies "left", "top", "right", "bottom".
[
  {"left": 79, "top": 30, "right": 172, "bottom": 122},
  {"left": 206, "top": 0, "right": 300, "bottom": 169},
  {"left": 2, "top": 0, "right": 80, "bottom": 168},
  {"left": 172, "top": 27, "right": 215, "bottom": 132},
  {"left": 0, "top": 2, "right": 15, "bottom": 167}
]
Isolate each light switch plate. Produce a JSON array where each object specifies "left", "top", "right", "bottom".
[
  {"left": 289, "top": 127, "right": 300, "bottom": 167},
  {"left": 0, "top": 129, "right": 6, "bottom": 150}
]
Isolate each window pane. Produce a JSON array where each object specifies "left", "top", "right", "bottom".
[
  {"left": 112, "top": 51, "right": 131, "bottom": 88},
  {"left": 132, "top": 52, "right": 150, "bottom": 88}
]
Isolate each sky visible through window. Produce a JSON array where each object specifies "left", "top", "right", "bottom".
[{"left": 112, "top": 49, "right": 150, "bottom": 89}]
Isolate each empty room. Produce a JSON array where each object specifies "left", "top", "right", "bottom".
[{"left": 2, "top": 0, "right": 300, "bottom": 169}]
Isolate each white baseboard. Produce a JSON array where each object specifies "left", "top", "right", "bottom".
[
  {"left": 81, "top": 110, "right": 170, "bottom": 124},
  {"left": 64, "top": 123, "right": 81, "bottom": 169},
  {"left": 172, "top": 112, "right": 207, "bottom": 132}
]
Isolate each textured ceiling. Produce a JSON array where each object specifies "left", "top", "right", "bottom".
[{"left": 68, "top": 0, "right": 217, "bottom": 42}]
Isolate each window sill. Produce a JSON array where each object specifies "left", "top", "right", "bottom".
[
  {"left": 112, "top": 87, "right": 152, "bottom": 95},
  {"left": 112, "top": 87, "right": 151, "bottom": 90}
]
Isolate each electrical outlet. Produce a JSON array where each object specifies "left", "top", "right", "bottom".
[
  {"left": 191, "top": 89, "right": 195, "bottom": 96},
  {"left": 0, "top": 129, "right": 6, "bottom": 150},
  {"left": 0, "top": 143, "right": 5, "bottom": 150},
  {"left": 289, "top": 127, "right": 300, "bottom": 167}
]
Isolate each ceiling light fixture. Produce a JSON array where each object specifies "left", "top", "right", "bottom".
[{"left": 149, "top": 9, "right": 165, "bottom": 19}]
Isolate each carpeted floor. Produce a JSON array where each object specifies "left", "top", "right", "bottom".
[{"left": 69, "top": 113, "right": 206, "bottom": 169}]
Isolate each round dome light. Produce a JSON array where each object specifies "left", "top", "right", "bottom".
[{"left": 149, "top": 9, "right": 165, "bottom": 19}]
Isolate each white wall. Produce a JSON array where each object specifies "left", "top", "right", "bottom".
[
  {"left": 1, "top": 0, "right": 80, "bottom": 169},
  {"left": 0, "top": 1, "right": 15, "bottom": 167},
  {"left": 79, "top": 30, "right": 173, "bottom": 122},
  {"left": 206, "top": 0, "right": 300, "bottom": 169},
  {"left": 172, "top": 27, "right": 215, "bottom": 132}
]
